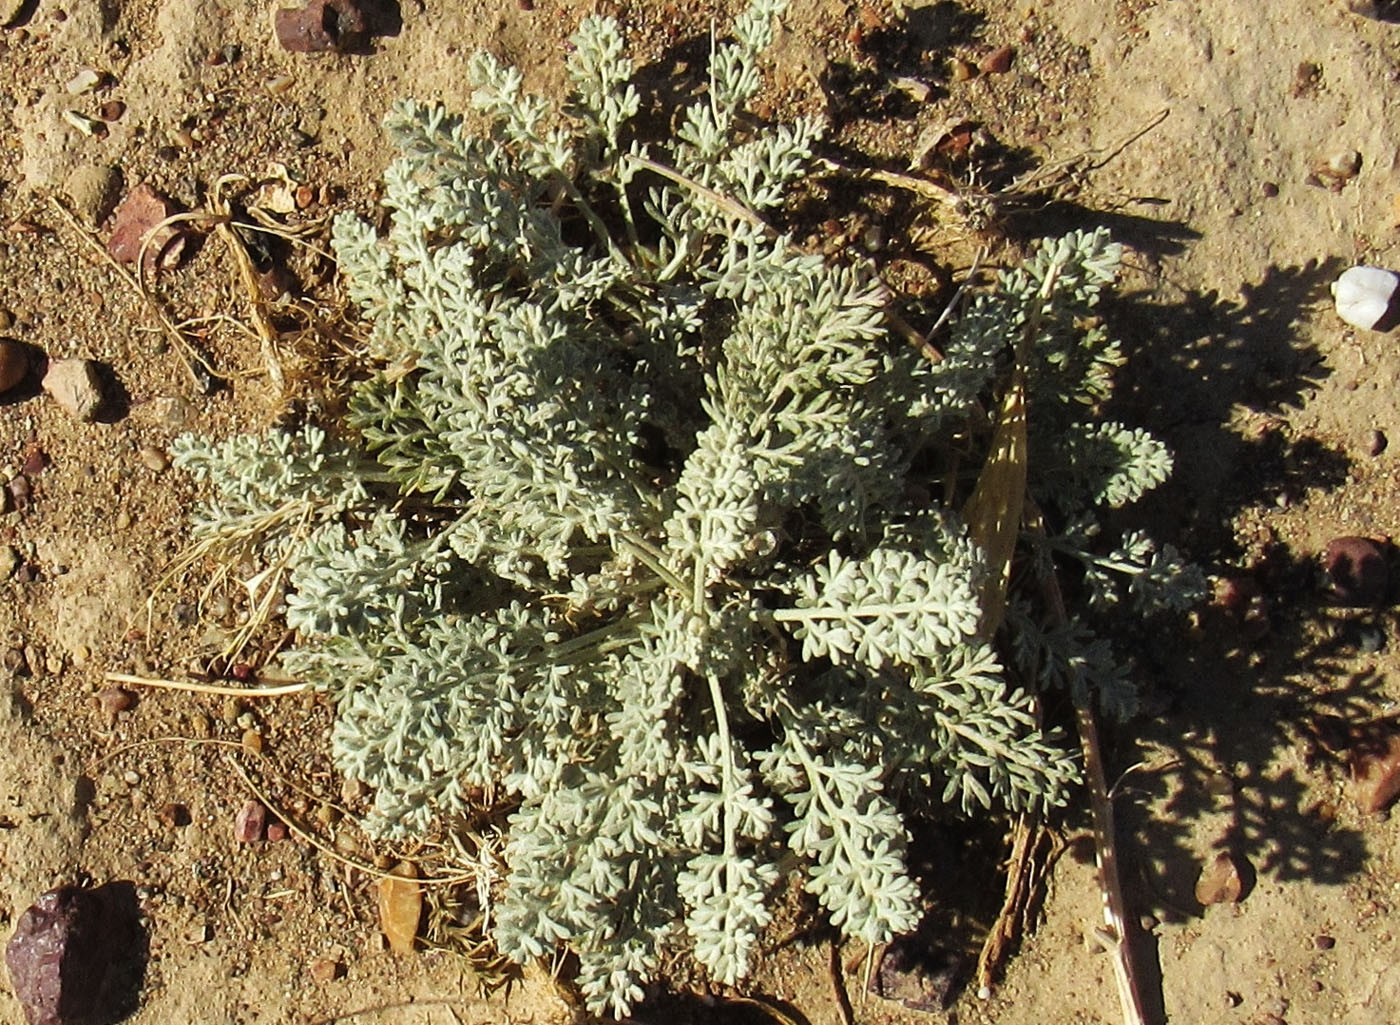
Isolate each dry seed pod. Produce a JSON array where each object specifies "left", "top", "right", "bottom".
[{"left": 1333, "top": 266, "right": 1400, "bottom": 331}]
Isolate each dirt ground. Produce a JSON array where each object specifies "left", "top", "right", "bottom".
[{"left": 2, "top": 0, "right": 1400, "bottom": 1023}]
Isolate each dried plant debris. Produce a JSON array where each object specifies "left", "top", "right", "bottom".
[{"left": 377, "top": 861, "right": 423, "bottom": 954}]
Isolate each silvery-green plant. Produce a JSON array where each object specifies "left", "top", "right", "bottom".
[{"left": 172, "top": 1, "right": 1196, "bottom": 1014}]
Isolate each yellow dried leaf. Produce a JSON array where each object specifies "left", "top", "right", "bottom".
[
  {"left": 378, "top": 861, "right": 422, "bottom": 954},
  {"left": 962, "top": 366, "right": 1027, "bottom": 637}
]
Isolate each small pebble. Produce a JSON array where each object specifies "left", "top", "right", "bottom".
[
  {"left": 341, "top": 777, "right": 367, "bottom": 804},
  {"left": 121, "top": 770, "right": 140, "bottom": 786},
  {"left": 1352, "top": 732, "right": 1400, "bottom": 812},
  {"left": 1195, "top": 850, "right": 1246, "bottom": 905},
  {"left": 97, "top": 686, "right": 136, "bottom": 721},
  {"left": 107, "top": 184, "right": 189, "bottom": 274},
  {"left": 157, "top": 802, "right": 191, "bottom": 827},
  {"left": 979, "top": 44, "right": 1015, "bottom": 75},
  {"left": 41, "top": 358, "right": 104, "bottom": 422},
  {"left": 1322, "top": 536, "right": 1388, "bottom": 606},
  {"left": 949, "top": 56, "right": 976, "bottom": 81},
  {"left": 234, "top": 800, "right": 267, "bottom": 843},
  {"left": 0, "top": 337, "right": 30, "bottom": 393},
  {"left": 1368, "top": 429, "right": 1388, "bottom": 456},
  {"left": 1328, "top": 149, "right": 1362, "bottom": 178},
  {"left": 1261, "top": 181, "right": 1279, "bottom": 198},
  {"left": 308, "top": 956, "right": 343, "bottom": 983},
  {"left": 0, "top": 545, "right": 19, "bottom": 580},
  {"left": 115, "top": 510, "right": 132, "bottom": 529},
  {"left": 1315, "top": 934, "right": 1336, "bottom": 950},
  {"left": 241, "top": 728, "right": 263, "bottom": 754},
  {"left": 98, "top": 100, "right": 125, "bottom": 122},
  {"left": 189, "top": 712, "right": 211, "bottom": 738},
  {"left": 137, "top": 446, "right": 169, "bottom": 472},
  {"left": 66, "top": 68, "right": 104, "bottom": 94},
  {"left": 266, "top": 820, "right": 289, "bottom": 842},
  {"left": 221, "top": 696, "right": 241, "bottom": 724}
]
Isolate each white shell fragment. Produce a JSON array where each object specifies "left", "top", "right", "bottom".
[{"left": 1333, "top": 265, "right": 1400, "bottom": 331}]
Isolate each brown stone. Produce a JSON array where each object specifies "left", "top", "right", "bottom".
[
  {"left": 0, "top": 337, "right": 30, "bottom": 393},
  {"left": 1352, "top": 729, "right": 1400, "bottom": 812},
  {"left": 1195, "top": 851, "right": 1246, "bottom": 905},
  {"left": 274, "top": 0, "right": 368, "bottom": 53},
  {"left": 979, "top": 44, "right": 1015, "bottom": 75},
  {"left": 1322, "top": 536, "right": 1388, "bottom": 606}
]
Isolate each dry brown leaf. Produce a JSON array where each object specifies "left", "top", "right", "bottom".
[
  {"left": 962, "top": 366, "right": 1027, "bottom": 637},
  {"left": 378, "top": 861, "right": 422, "bottom": 954}
]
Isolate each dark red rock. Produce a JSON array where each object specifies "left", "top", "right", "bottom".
[
  {"left": 274, "top": 0, "right": 368, "bottom": 53},
  {"left": 5, "top": 884, "right": 145, "bottom": 1025},
  {"left": 1212, "top": 575, "right": 1258, "bottom": 613},
  {"left": 1322, "top": 536, "right": 1389, "bottom": 606},
  {"left": 869, "top": 935, "right": 962, "bottom": 1011},
  {"left": 20, "top": 447, "right": 47, "bottom": 475}
]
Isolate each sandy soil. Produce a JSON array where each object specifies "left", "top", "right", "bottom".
[{"left": 2, "top": 1, "right": 1399, "bottom": 1023}]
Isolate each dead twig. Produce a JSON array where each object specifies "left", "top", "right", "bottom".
[
  {"left": 103, "top": 670, "right": 311, "bottom": 698},
  {"left": 829, "top": 940, "right": 856, "bottom": 1025},
  {"left": 975, "top": 812, "right": 1045, "bottom": 995},
  {"left": 1028, "top": 497, "right": 1158, "bottom": 1025},
  {"left": 208, "top": 173, "right": 288, "bottom": 394}
]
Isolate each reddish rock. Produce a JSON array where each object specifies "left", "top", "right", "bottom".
[
  {"left": 266, "top": 819, "right": 289, "bottom": 842},
  {"left": 274, "top": 0, "right": 368, "bottom": 53},
  {"left": 96, "top": 686, "right": 136, "bottom": 723},
  {"left": 1322, "top": 536, "right": 1389, "bottom": 606},
  {"left": 4, "top": 885, "right": 144, "bottom": 1025},
  {"left": 1352, "top": 729, "right": 1400, "bottom": 812},
  {"left": 234, "top": 800, "right": 267, "bottom": 843},
  {"left": 979, "top": 44, "right": 1015, "bottom": 75},
  {"left": 106, "top": 185, "right": 189, "bottom": 276}
]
